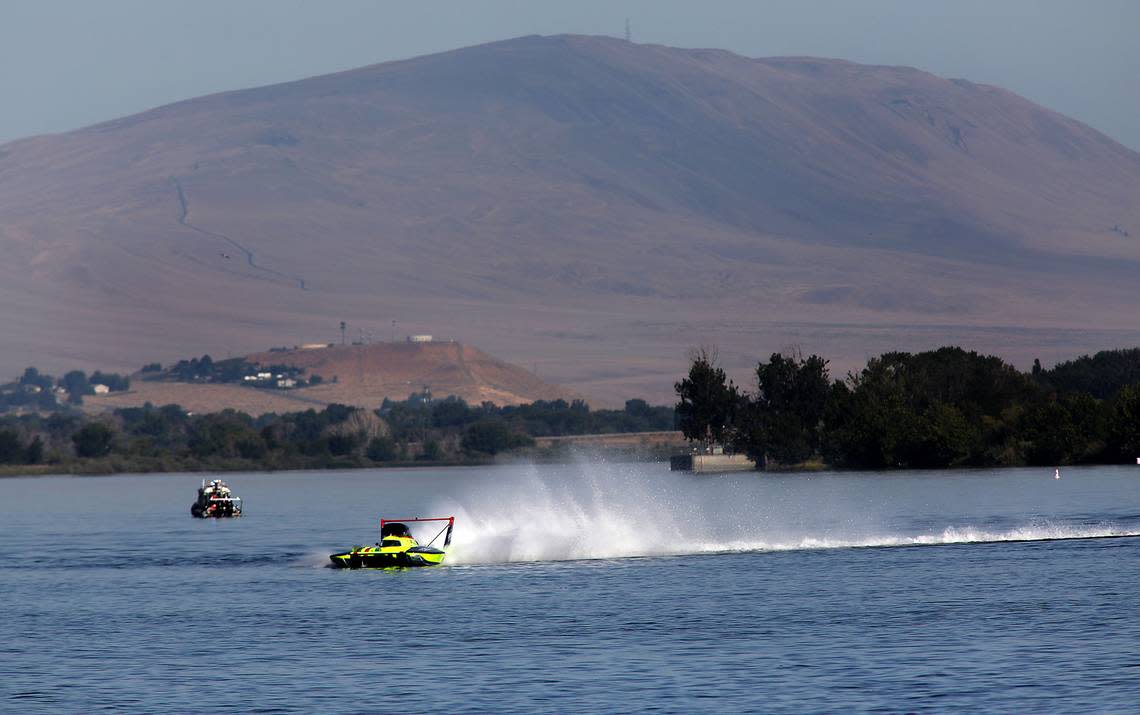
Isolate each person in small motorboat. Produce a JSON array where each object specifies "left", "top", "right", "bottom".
[{"left": 191, "top": 478, "right": 242, "bottom": 518}]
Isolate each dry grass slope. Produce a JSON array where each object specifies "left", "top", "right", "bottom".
[
  {"left": 84, "top": 342, "right": 575, "bottom": 416},
  {"left": 3, "top": 35, "right": 1140, "bottom": 403}
]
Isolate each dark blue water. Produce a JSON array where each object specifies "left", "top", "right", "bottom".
[{"left": 3, "top": 463, "right": 1140, "bottom": 713}]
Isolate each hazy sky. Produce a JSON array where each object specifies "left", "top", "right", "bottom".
[{"left": 2, "top": 0, "right": 1138, "bottom": 149}]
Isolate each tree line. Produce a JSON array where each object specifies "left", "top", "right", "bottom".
[
  {"left": 0, "top": 367, "right": 130, "bottom": 411},
  {"left": 380, "top": 391, "right": 674, "bottom": 442},
  {"left": 155, "top": 354, "right": 322, "bottom": 388},
  {"left": 0, "top": 393, "right": 676, "bottom": 472},
  {"left": 675, "top": 346, "right": 1140, "bottom": 470}
]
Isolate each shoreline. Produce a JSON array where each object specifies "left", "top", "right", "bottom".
[
  {"left": 0, "top": 457, "right": 493, "bottom": 479},
  {"left": 0, "top": 445, "right": 678, "bottom": 479},
  {"left": 0, "top": 461, "right": 502, "bottom": 480},
  {"left": 5, "top": 454, "right": 1135, "bottom": 480}
]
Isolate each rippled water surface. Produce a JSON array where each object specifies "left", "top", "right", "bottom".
[{"left": 3, "top": 462, "right": 1140, "bottom": 713}]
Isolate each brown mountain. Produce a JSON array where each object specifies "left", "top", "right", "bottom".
[
  {"left": 84, "top": 341, "right": 575, "bottom": 416},
  {"left": 2, "top": 34, "right": 1139, "bottom": 403}
]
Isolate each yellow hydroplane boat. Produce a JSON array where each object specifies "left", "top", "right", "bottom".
[{"left": 329, "top": 516, "right": 454, "bottom": 569}]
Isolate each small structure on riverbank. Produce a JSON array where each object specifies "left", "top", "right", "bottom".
[{"left": 670, "top": 446, "right": 754, "bottom": 474}]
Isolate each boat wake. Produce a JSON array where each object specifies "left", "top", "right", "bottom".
[
  {"left": 448, "top": 517, "right": 1140, "bottom": 565},
  {"left": 436, "top": 461, "right": 1140, "bottom": 565},
  {"left": 714, "top": 523, "right": 1140, "bottom": 554}
]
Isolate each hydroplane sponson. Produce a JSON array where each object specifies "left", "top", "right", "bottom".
[{"left": 329, "top": 516, "right": 454, "bottom": 569}]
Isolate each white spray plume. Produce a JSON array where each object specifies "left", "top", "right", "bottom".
[{"left": 430, "top": 459, "right": 1140, "bottom": 565}]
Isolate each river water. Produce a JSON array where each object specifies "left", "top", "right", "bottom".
[{"left": 3, "top": 461, "right": 1140, "bottom": 713}]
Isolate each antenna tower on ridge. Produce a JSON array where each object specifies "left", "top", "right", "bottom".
[{"left": 625, "top": 18, "right": 631, "bottom": 43}]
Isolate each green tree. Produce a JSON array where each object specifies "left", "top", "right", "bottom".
[
  {"left": 822, "top": 359, "right": 918, "bottom": 469},
  {"left": 323, "top": 403, "right": 355, "bottom": 424},
  {"left": 1108, "top": 384, "right": 1140, "bottom": 461},
  {"left": 1019, "top": 400, "right": 1082, "bottom": 466},
  {"left": 73, "top": 423, "right": 114, "bottom": 458},
  {"left": 432, "top": 397, "right": 472, "bottom": 428},
  {"left": 381, "top": 402, "right": 430, "bottom": 442},
  {"left": 741, "top": 352, "right": 831, "bottom": 465},
  {"left": 1036, "top": 348, "right": 1140, "bottom": 399},
  {"left": 116, "top": 404, "right": 186, "bottom": 447},
  {"left": 60, "top": 370, "right": 92, "bottom": 396},
  {"left": 19, "top": 367, "right": 53, "bottom": 390},
  {"left": 624, "top": 398, "right": 652, "bottom": 418},
  {"left": 461, "top": 420, "right": 529, "bottom": 455},
  {"left": 909, "top": 402, "right": 976, "bottom": 468},
  {"left": 1062, "top": 392, "right": 1109, "bottom": 463},
  {"left": 0, "top": 429, "right": 23, "bottom": 463},
  {"left": 419, "top": 440, "right": 444, "bottom": 461},
  {"left": 24, "top": 436, "right": 44, "bottom": 464},
  {"left": 366, "top": 436, "right": 399, "bottom": 461},
  {"left": 234, "top": 434, "right": 268, "bottom": 459},
  {"left": 674, "top": 350, "right": 740, "bottom": 445},
  {"left": 326, "top": 432, "right": 360, "bottom": 457},
  {"left": 820, "top": 348, "right": 1039, "bottom": 469},
  {"left": 187, "top": 411, "right": 262, "bottom": 459}
]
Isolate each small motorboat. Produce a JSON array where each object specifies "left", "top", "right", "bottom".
[
  {"left": 329, "top": 516, "right": 453, "bottom": 569},
  {"left": 190, "top": 478, "right": 243, "bottom": 518}
]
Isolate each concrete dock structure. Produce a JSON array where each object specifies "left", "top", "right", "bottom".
[{"left": 670, "top": 452, "right": 755, "bottom": 473}]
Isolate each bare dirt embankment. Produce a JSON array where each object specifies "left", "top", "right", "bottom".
[
  {"left": 83, "top": 381, "right": 328, "bottom": 416},
  {"left": 84, "top": 342, "right": 576, "bottom": 416}
]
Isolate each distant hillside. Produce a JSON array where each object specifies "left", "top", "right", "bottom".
[
  {"left": 3, "top": 34, "right": 1140, "bottom": 402},
  {"left": 85, "top": 342, "right": 575, "bottom": 416},
  {"left": 243, "top": 341, "right": 572, "bottom": 406}
]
